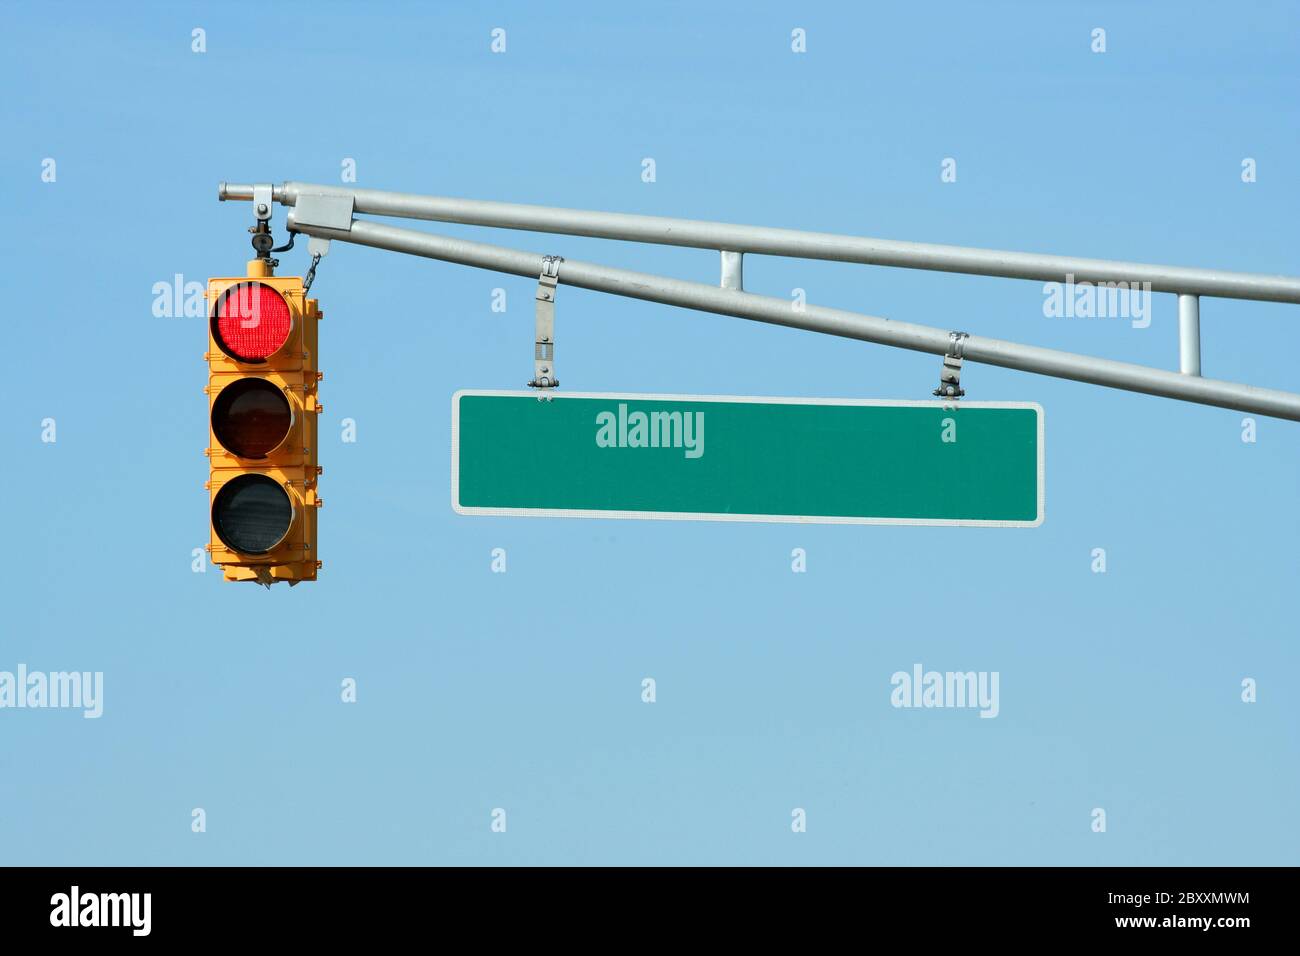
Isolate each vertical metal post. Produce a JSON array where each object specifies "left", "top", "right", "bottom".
[
  {"left": 1178, "top": 293, "right": 1201, "bottom": 376},
  {"left": 720, "top": 251, "right": 743, "bottom": 291}
]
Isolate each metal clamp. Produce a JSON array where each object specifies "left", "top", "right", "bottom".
[
  {"left": 252, "top": 183, "right": 273, "bottom": 222},
  {"left": 528, "top": 255, "right": 563, "bottom": 390},
  {"left": 249, "top": 183, "right": 276, "bottom": 260},
  {"left": 934, "top": 331, "right": 969, "bottom": 400}
]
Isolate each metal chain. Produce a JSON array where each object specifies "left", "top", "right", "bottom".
[{"left": 303, "top": 252, "right": 322, "bottom": 293}]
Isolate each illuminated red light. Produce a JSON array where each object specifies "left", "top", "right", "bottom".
[{"left": 212, "top": 283, "right": 292, "bottom": 362}]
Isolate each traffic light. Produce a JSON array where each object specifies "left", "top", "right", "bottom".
[{"left": 205, "top": 259, "right": 322, "bottom": 585}]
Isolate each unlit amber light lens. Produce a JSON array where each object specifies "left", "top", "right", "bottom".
[{"left": 212, "top": 379, "right": 291, "bottom": 459}]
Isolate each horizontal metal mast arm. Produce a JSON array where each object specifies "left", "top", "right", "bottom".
[
  {"left": 282, "top": 211, "right": 1300, "bottom": 421},
  {"left": 219, "top": 181, "right": 1300, "bottom": 304}
]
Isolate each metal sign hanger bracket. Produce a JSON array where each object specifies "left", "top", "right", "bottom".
[
  {"left": 934, "top": 331, "right": 969, "bottom": 402},
  {"left": 528, "top": 255, "right": 563, "bottom": 394}
]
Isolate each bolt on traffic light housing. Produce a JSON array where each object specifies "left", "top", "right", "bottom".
[{"left": 205, "top": 258, "right": 323, "bottom": 585}]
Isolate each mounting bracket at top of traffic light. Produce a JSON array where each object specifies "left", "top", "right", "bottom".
[
  {"left": 242, "top": 183, "right": 344, "bottom": 284},
  {"left": 248, "top": 183, "right": 278, "bottom": 262}
]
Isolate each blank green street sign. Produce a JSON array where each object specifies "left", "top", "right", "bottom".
[{"left": 453, "top": 391, "right": 1043, "bottom": 526}]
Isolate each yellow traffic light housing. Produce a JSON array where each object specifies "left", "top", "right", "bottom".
[{"left": 205, "top": 259, "right": 322, "bottom": 585}]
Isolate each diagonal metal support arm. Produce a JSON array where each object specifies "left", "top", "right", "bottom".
[{"left": 278, "top": 208, "right": 1300, "bottom": 422}]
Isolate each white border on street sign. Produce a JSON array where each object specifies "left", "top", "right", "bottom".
[{"left": 451, "top": 390, "right": 1045, "bottom": 528}]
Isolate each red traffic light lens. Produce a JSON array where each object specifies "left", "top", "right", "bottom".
[
  {"left": 212, "top": 474, "right": 293, "bottom": 555},
  {"left": 212, "top": 282, "right": 292, "bottom": 363},
  {"left": 212, "top": 378, "right": 293, "bottom": 459}
]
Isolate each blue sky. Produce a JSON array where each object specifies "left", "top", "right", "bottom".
[{"left": 1, "top": 0, "right": 1297, "bottom": 865}]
